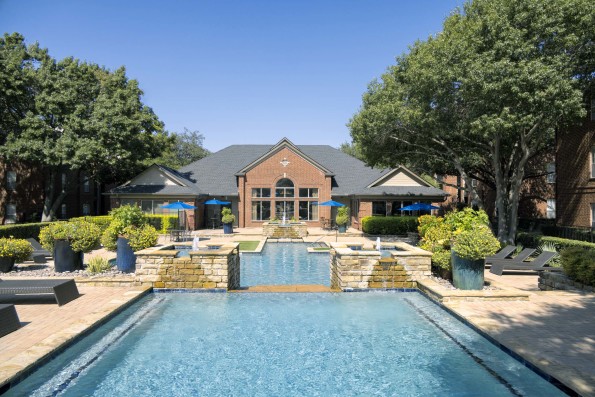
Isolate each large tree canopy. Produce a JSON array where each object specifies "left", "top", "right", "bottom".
[
  {"left": 149, "top": 128, "right": 211, "bottom": 169},
  {"left": 0, "top": 33, "right": 166, "bottom": 221},
  {"left": 349, "top": 0, "right": 594, "bottom": 243}
]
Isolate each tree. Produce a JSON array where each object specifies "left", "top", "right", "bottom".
[
  {"left": 150, "top": 128, "right": 210, "bottom": 169},
  {"left": 338, "top": 141, "right": 364, "bottom": 161},
  {"left": 349, "top": 0, "right": 594, "bottom": 244},
  {"left": 0, "top": 34, "right": 166, "bottom": 221}
]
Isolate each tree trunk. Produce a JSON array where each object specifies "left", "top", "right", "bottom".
[{"left": 41, "top": 168, "right": 67, "bottom": 222}]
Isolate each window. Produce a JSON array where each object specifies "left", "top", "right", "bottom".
[
  {"left": 141, "top": 200, "right": 153, "bottom": 214},
  {"left": 592, "top": 203, "right": 595, "bottom": 229},
  {"left": 299, "top": 188, "right": 319, "bottom": 198},
  {"left": 252, "top": 188, "right": 271, "bottom": 198},
  {"left": 152, "top": 201, "right": 165, "bottom": 214},
  {"left": 252, "top": 201, "right": 271, "bottom": 221},
  {"left": 83, "top": 178, "right": 90, "bottom": 193},
  {"left": 372, "top": 201, "right": 387, "bottom": 216},
  {"left": 61, "top": 204, "right": 67, "bottom": 218},
  {"left": 471, "top": 179, "right": 478, "bottom": 187},
  {"left": 591, "top": 146, "right": 595, "bottom": 179},
  {"left": 6, "top": 171, "right": 16, "bottom": 190},
  {"left": 275, "top": 178, "right": 294, "bottom": 198},
  {"left": 61, "top": 173, "right": 67, "bottom": 192},
  {"left": 275, "top": 201, "right": 294, "bottom": 220},
  {"left": 82, "top": 203, "right": 91, "bottom": 215},
  {"left": 299, "top": 201, "right": 319, "bottom": 221},
  {"left": 546, "top": 163, "right": 556, "bottom": 184},
  {"left": 546, "top": 199, "right": 556, "bottom": 219},
  {"left": 120, "top": 199, "right": 137, "bottom": 207},
  {"left": 591, "top": 98, "right": 595, "bottom": 121},
  {"left": 5, "top": 204, "right": 16, "bottom": 224}
]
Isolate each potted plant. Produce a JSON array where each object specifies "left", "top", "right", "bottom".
[
  {"left": 39, "top": 220, "right": 101, "bottom": 272},
  {"left": 221, "top": 207, "right": 235, "bottom": 234},
  {"left": 450, "top": 224, "right": 500, "bottom": 290},
  {"left": 335, "top": 206, "right": 350, "bottom": 233},
  {"left": 0, "top": 237, "right": 33, "bottom": 272}
]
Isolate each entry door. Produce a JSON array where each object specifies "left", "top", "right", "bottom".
[{"left": 275, "top": 201, "right": 294, "bottom": 220}]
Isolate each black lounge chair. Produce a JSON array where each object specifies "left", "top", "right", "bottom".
[
  {"left": 0, "top": 304, "right": 21, "bottom": 337},
  {"left": 26, "top": 238, "right": 52, "bottom": 263},
  {"left": 0, "top": 278, "right": 79, "bottom": 306},
  {"left": 489, "top": 251, "right": 560, "bottom": 276},
  {"left": 484, "top": 245, "right": 517, "bottom": 265}
]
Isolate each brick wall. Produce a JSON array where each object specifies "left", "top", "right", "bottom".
[
  {"left": 239, "top": 147, "right": 331, "bottom": 227},
  {"left": 0, "top": 161, "right": 45, "bottom": 224},
  {"left": 556, "top": 117, "right": 595, "bottom": 228}
]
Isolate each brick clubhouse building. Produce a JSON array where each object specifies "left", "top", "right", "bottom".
[{"left": 109, "top": 138, "right": 447, "bottom": 229}]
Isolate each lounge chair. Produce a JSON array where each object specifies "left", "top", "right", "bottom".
[
  {"left": 26, "top": 238, "right": 52, "bottom": 263},
  {"left": 484, "top": 245, "right": 517, "bottom": 264},
  {"left": 489, "top": 251, "right": 560, "bottom": 276},
  {"left": 0, "top": 304, "right": 21, "bottom": 337},
  {"left": 0, "top": 278, "right": 79, "bottom": 306}
]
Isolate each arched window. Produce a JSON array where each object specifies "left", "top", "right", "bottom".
[{"left": 275, "top": 178, "right": 294, "bottom": 197}]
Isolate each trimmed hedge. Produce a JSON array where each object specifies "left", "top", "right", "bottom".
[
  {"left": 71, "top": 216, "right": 112, "bottom": 231},
  {"left": 561, "top": 247, "right": 595, "bottom": 287},
  {"left": 72, "top": 215, "right": 178, "bottom": 234},
  {"left": 516, "top": 232, "right": 595, "bottom": 251},
  {"left": 361, "top": 216, "right": 418, "bottom": 235},
  {"left": 0, "top": 222, "right": 50, "bottom": 240}
]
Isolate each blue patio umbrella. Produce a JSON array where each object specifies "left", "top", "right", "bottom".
[
  {"left": 161, "top": 202, "right": 197, "bottom": 229},
  {"left": 318, "top": 200, "right": 345, "bottom": 207},
  {"left": 398, "top": 203, "right": 440, "bottom": 211},
  {"left": 204, "top": 199, "right": 231, "bottom": 205}
]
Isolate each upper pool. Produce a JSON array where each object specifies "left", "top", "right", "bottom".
[
  {"left": 241, "top": 243, "right": 329, "bottom": 286},
  {"left": 5, "top": 293, "right": 565, "bottom": 396}
]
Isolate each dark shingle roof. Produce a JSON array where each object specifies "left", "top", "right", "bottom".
[
  {"left": 172, "top": 143, "right": 446, "bottom": 198},
  {"left": 109, "top": 184, "right": 199, "bottom": 195}
]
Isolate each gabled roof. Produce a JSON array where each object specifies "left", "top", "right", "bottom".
[
  {"left": 366, "top": 165, "right": 430, "bottom": 188},
  {"left": 236, "top": 137, "right": 333, "bottom": 176},
  {"left": 109, "top": 164, "right": 199, "bottom": 195}
]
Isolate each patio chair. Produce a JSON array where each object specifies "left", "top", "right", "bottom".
[
  {"left": 489, "top": 251, "right": 560, "bottom": 276},
  {"left": 0, "top": 304, "right": 21, "bottom": 337},
  {"left": 26, "top": 238, "right": 52, "bottom": 263},
  {"left": 484, "top": 245, "right": 517, "bottom": 264},
  {"left": 0, "top": 278, "right": 80, "bottom": 306}
]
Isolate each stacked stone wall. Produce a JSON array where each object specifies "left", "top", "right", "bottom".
[
  {"left": 539, "top": 271, "right": 594, "bottom": 293},
  {"left": 135, "top": 243, "right": 240, "bottom": 290},
  {"left": 262, "top": 222, "right": 308, "bottom": 238}
]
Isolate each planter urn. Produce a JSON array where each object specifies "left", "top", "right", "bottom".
[
  {"left": 54, "top": 240, "right": 84, "bottom": 272},
  {"left": 0, "top": 257, "right": 16, "bottom": 273},
  {"left": 337, "top": 224, "right": 347, "bottom": 233},
  {"left": 223, "top": 223, "right": 233, "bottom": 234},
  {"left": 116, "top": 236, "right": 136, "bottom": 273},
  {"left": 451, "top": 251, "right": 485, "bottom": 290}
]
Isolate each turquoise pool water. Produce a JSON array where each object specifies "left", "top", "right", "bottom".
[
  {"left": 241, "top": 243, "right": 329, "bottom": 286},
  {"left": 6, "top": 293, "right": 565, "bottom": 397}
]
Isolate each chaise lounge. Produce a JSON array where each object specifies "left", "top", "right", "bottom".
[
  {"left": 0, "top": 304, "right": 21, "bottom": 337},
  {"left": 488, "top": 250, "right": 560, "bottom": 276},
  {"left": 0, "top": 278, "right": 80, "bottom": 306}
]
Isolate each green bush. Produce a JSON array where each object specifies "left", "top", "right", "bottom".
[
  {"left": 146, "top": 215, "right": 178, "bottom": 233},
  {"left": 0, "top": 222, "right": 50, "bottom": 239},
  {"left": 431, "top": 248, "right": 451, "bottom": 270},
  {"left": 452, "top": 225, "right": 500, "bottom": 260},
  {"left": 124, "top": 224, "right": 159, "bottom": 251},
  {"left": 109, "top": 205, "right": 146, "bottom": 228},
  {"left": 39, "top": 220, "right": 101, "bottom": 253},
  {"left": 86, "top": 256, "right": 113, "bottom": 273},
  {"left": 221, "top": 207, "right": 235, "bottom": 224},
  {"left": 361, "top": 216, "right": 418, "bottom": 235},
  {"left": 0, "top": 237, "right": 34, "bottom": 262},
  {"left": 561, "top": 247, "right": 595, "bottom": 286},
  {"left": 418, "top": 215, "right": 443, "bottom": 239},
  {"left": 71, "top": 216, "right": 112, "bottom": 231},
  {"left": 516, "top": 233, "right": 595, "bottom": 251},
  {"left": 336, "top": 207, "right": 350, "bottom": 226},
  {"left": 100, "top": 220, "right": 124, "bottom": 251}
]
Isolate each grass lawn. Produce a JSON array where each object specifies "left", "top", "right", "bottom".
[
  {"left": 234, "top": 240, "right": 260, "bottom": 251},
  {"left": 313, "top": 247, "right": 330, "bottom": 251}
]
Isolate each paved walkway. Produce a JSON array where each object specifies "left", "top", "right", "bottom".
[{"left": 443, "top": 272, "right": 595, "bottom": 396}]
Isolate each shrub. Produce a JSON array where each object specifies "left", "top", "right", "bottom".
[
  {"left": 431, "top": 248, "right": 451, "bottom": 270},
  {"left": 221, "top": 207, "right": 235, "bottom": 224},
  {"left": 0, "top": 237, "right": 33, "bottom": 262},
  {"left": 336, "top": 207, "right": 350, "bottom": 226},
  {"left": 146, "top": 214, "right": 178, "bottom": 233},
  {"left": 452, "top": 225, "right": 500, "bottom": 260},
  {"left": 124, "top": 224, "right": 159, "bottom": 251},
  {"left": 39, "top": 220, "right": 101, "bottom": 253},
  {"left": 86, "top": 256, "right": 113, "bottom": 273},
  {"left": 561, "top": 247, "right": 595, "bottom": 287},
  {"left": 70, "top": 216, "right": 113, "bottom": 231},
  {"left": 361, "top": 216, "right": 418, "bottom": 235},
  {"left": 109, "top": 205, "right": 146, "bottom": 228},
  {"left": 516, "top": 233, "right": 595, "bottom": 251},
  {"left": 100, "top": 220, "right": 124, "bottom": 251},
  {"left": 418, "top": 215, "right": 443, "bottom": 239},
  {"left": 444, "top": 207, "right": 490, "bottom": 235},
  {"left": 0, "top": 222, "right": 50, "bottom": 239}
]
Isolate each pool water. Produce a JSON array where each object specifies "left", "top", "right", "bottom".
[
  {"left": 6, "top": 293, "right": 565, "bottom": 397},
  {"left": 241, "top": 243, "right": 329, "bottom": 286}
]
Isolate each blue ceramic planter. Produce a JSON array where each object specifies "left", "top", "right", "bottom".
[
  {"left": 116, "top": 237, "right": 136, "bottom": 273},
  {"left": 54, "top": 240, "right": 83, "bottom": 272},
  {"left": 223, "top": 223, "right": 233, "bottom": 234},
  {"left": 451, "top": 251, "right": 484, "bottom": 290}
]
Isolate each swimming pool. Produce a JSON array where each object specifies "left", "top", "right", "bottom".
[
  {"left": 241, "top": 243, "right": 329, "bottom": 286},
  {"left": 4, "top": 293, "right": 565, "bottom": 396}
]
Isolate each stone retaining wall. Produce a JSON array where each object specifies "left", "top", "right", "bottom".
[
  {"left": 539, "top": 271, "right": 594, "bottom": 292},
  {"left": 330, "top": 242, "right": 431, "bottom": 290},
  {"left": 135, "top": 243, "right": 240, "bottom": 290},
  {"left": 262, "top": 222, "right": 308, "bottom": 238}
]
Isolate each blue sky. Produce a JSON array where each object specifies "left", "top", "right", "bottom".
[{"left": 1, "top": 1, "right": 463, "bottom": 152}]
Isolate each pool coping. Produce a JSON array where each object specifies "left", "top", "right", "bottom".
[{"left": 0, "top": 286, "right": 152, "bottom": 395}]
